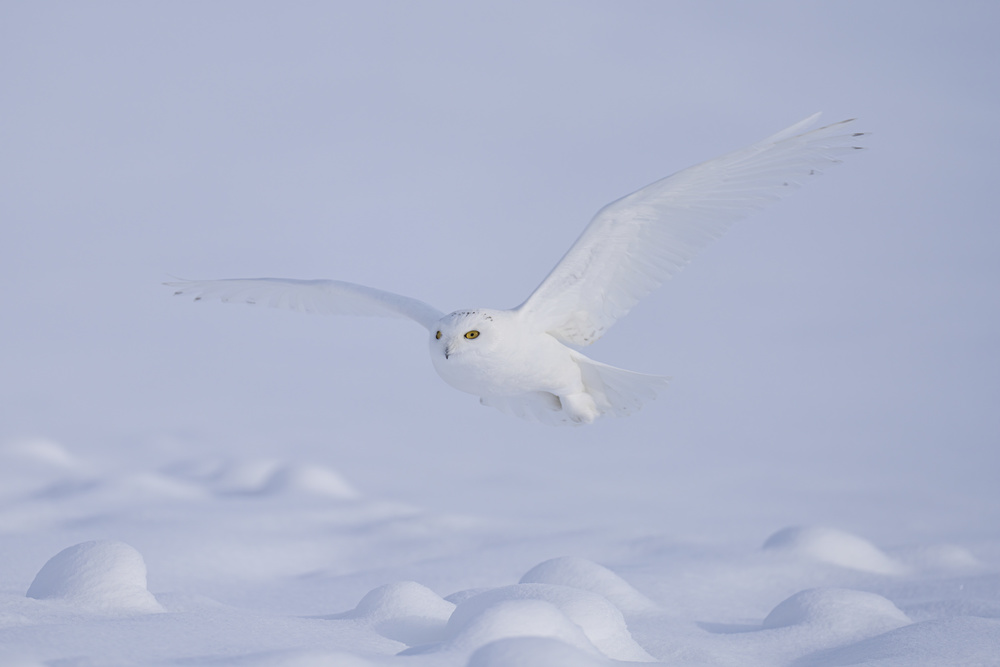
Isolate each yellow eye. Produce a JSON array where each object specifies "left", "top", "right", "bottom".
[
  {"left": 464, "top": 330, "right": 480, "bottom": 339},
  {"left": 435, "top": 331, "right": 442, "bottom": 340}
]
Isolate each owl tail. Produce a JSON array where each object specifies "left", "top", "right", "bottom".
[
  {"left": 479, "top": 356, "right": 669, "bottom": 425},
  {"left": 573, "top": 354, "right": 671, "bottom": 419}
]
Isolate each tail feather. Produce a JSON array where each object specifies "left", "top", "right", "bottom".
[
  {"left": 479, "top": 357, "right": 669, "bottom": 425},
  {"left": 575, "top": 355, "right": 670, "bottom": 418}
]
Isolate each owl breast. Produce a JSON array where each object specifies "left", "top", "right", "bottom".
[{"left": 428, "top": 311, "right": 584, "bottom": 399}]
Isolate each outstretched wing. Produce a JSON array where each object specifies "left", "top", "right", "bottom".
[
  {"left": 167, "top": 278, "right": 444, "bottom": 331},
  {"left": 516, "top": 113, "right": 866, "bottom": 346}
]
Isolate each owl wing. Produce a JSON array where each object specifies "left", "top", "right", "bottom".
[
  {"left": 515, "top": 113, "right": 866, "bottom": 346},
  {"left": 167, "top": 278, "right": 444, "bottom": 331}
]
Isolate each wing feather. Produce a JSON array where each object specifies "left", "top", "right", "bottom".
[
  {"left": 516, "top": 113, "right": 866, "bottom": 346},
  {"left": 167, "top": 278, "right": 444, "bottom": 331}
]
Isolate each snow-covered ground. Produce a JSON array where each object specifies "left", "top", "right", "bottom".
[
  {"left": 2, "top": 3, "right": 998, "bottom": 665},
  {"left": 0, "top": 435, "right": 998, "bottom": 666}
]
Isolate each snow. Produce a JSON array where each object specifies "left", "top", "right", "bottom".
[
  {"left": 466, "top": 637, "right": 617, "bottom": 667},
  {"left": 519, "top": 556, "right": 660, "bottom": 614},
  {"left": 761, "top": 588, "right": 910, "bottom": 634},
  {"left": 440, "top": 583, "right": 655, "bottom": 661},
  {"left": 25, "top": 541, "right": 163, "bottom": 615},
  {"left": 0, "top": 439, "right": 997, "bottom": 666},
  {"left": 3, "top": 2, "right": 999, "bottom": 666},
  {"left": 762, "top": 527, "right": 905, "bottom": 575},
  {"left": 331, "top": 581, "right": 455, "bottom": 645}
]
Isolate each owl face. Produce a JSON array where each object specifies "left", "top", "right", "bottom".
[
  {"left": 429, "top": 308, "right": 524, "bottom": 397},
  {"left": 430, "top": 309, "right": 501, "bottom": 360}
]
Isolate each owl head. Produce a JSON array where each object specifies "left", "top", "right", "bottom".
[{"left": 430, "top": 309, "right": 504, "bottom": 360}]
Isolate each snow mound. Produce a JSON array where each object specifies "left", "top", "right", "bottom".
[
  {"left": 113, "top": 471, "right": 207, "bottom": 499},
  {"left": 429, "top": 598, "right": 601, "bottom": 658},
  {"left": 445, "top": 588, "right": 493, "bottom": 606},
  {"left": 26, "top": 541, "right": 163, "bottom": 613},
  {"left": 209, "top": 648, "right": 380, "bottom": 667},
  {"left": 762, "top": 526, "right": 904, "bottom": 574},
  {"left": 332, "top": 581, "right": 455, "bottom": 645},
  {"left": 32, "top": 472, "right": 205, "bottom": 503},
  {"left": 802, "top": 616, "right": 1000, "bottom": 666},
  {"left": 446, "top": 583, "right": 655, "bottom": 662},
  {"left": 263, "top": 463, "right": 359, "bottom": 498},
  {"left": 467, "top": 636, "right": 616, "bottom": 667},
  {"left": 1, "top": 437, "right": 76, "bottom": 467},
  {"left": 164, "top": 459, "right": 358, "bottom": 499},
  {"left": 763, "top": 588, "right": 911, "bottom": 635},
  {"left": 519, "top": 556, "right": 659, "bottom": 614}
]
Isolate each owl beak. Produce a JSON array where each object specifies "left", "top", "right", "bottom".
[{"left": 444, "top": 341, "right": 458, "bottom": 359}]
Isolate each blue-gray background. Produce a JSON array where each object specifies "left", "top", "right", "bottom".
[{"left": 3, "top": 2, "right": 997, "bottom": 543}]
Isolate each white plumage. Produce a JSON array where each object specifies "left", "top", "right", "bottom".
[{"left": 169, "top": 114, "right": 865, "bottom": 425}]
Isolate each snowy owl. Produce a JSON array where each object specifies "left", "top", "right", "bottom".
[{"left": 169, "top": 114, "right": 865, "bottom": 425}]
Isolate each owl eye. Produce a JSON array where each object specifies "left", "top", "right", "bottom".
[
  {"left": 435, "top": 331, "right": 442, "bottom": 340},
  {"left": 464, "top": 330, "right": 480, "bottom": 339}
]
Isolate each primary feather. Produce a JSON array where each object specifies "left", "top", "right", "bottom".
[
  {"left": 516, "top": 114, "right": 866, "bottom": 347},
  {"left": 167, "top": 278, "right": 443, "bottom": 330}
]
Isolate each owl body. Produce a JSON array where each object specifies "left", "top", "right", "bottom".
[
  {"left": 424, "top": 308, "right": 663, "bottom": 424},
  {"left": 429, "top": 310, "right": 583, "bottom": 399}
]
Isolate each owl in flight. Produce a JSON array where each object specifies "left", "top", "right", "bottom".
[{"left": 170, "top": 114, "right": 864, "bottom": 425}]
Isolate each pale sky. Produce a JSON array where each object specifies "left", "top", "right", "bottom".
[{"left": 2, "top": 2, "right": 997, "bottom": 539}]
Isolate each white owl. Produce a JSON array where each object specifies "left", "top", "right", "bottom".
[{"left": 169, "top": 114, "right": 865, "bottom": 425}]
